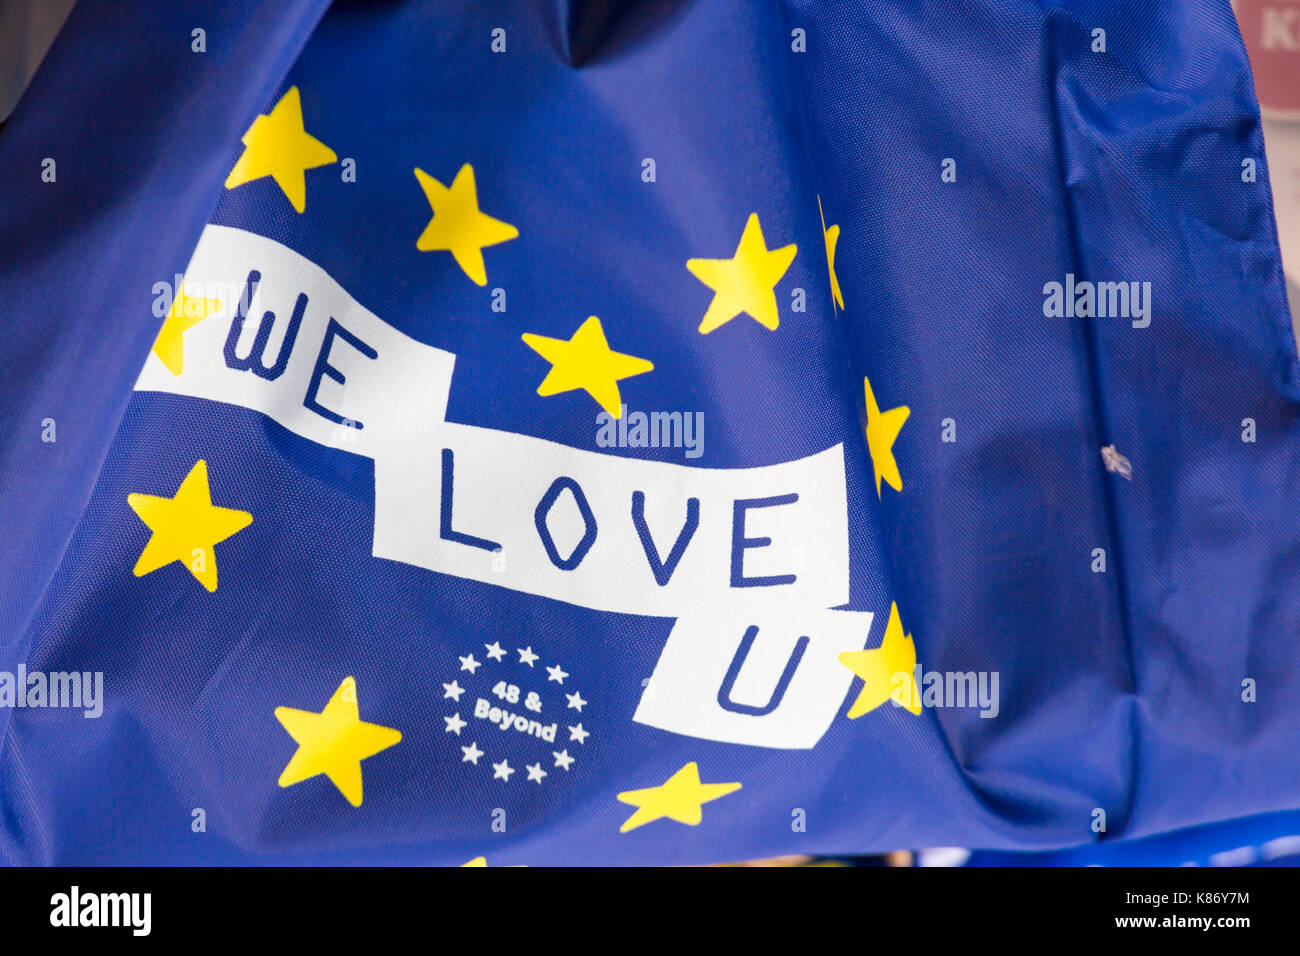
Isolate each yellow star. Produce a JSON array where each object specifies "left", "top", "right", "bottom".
[
  {"left": 616, "top": 762, "right": 741, "bottom": 833},
  {"left": 152, "top": 286, "right": 222, "bottom": 376},
  {"left": 838, "top": 602, "right": 922, "bottom": 718},
  {"left": 127, "top": 460, "right": 252, "bottom": 592},
  {"left": 818, "top": 195, "right": 845, "bottom": 312},
  {"left": 864, "top": 376, "right": 909, "bottom": 497},
  {"left": 686, "top": 212, "right": 797, "bottom": 334},
  {"left": 414, "top": 164, "right": 519, "bottom": 286},
  {"left": 522, "top": 316, "right": 653, "bottom": 418},
  {"left": 274, "top": 676, "right": 402, "bottom": 808},
  {"left": 225, "top": 86, "right": 337, "bottom": 213}
]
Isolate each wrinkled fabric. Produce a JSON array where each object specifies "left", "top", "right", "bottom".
[{"left": 0, "top": 0, "right": 1296, "bottom": 865}]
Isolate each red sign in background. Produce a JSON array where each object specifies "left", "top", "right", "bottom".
[{"left": 1237, "top": 0, "right": 1300, "bottom": 117}]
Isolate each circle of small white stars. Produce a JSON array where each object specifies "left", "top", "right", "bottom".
[{"left": 441, "top": 641, "right": 591, "bottom": 787}]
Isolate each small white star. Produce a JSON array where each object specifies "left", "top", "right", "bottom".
[
  {"left": 518, "top": 646, "right": 539, "bottom": 667},
  {"left": 565, "top": 691, "right": 587, "bottom": 712},
  {"left": 462, "top": 741, "right": 484, "bottom": 764},
  {"left": 459, "top": 653, "right": 481, "bottom": 673},
  {"left": 443, "top": 680, "right": 465, "bottom": 702},
  {"left": 484, "top": 641, "right": 506, "bottom": 661},
  {"left": 553, "top": 749, "right": 575, "bottom": 771},
  {"left": 444, "top": 713, "right": 467, "bottom": 735},
  {"left": 546, "top": 664, "right": 569, "bottom": 684},
  {"left": 526, "top": 762, "right": 547, "bottom": 784},
  {"left": 568, "top": 723, "right": 590, "bottom": 744},
  {"left": 492, "top": 759, "right": 515, "bottom": 781}
]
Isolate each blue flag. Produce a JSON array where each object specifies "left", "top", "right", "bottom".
[{"left": 1, "top": 0, "right": 1296, "bottom": 865}]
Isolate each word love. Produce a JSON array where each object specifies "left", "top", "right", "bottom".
[{"left": 138, "top": 226, "right": 850, "bottom": 618}]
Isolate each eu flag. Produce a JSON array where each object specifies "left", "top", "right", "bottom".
[{"left": 0, "top": 0, "right": 1296, "bottom": 865}]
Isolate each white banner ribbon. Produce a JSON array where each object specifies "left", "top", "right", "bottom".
[{"left": 137, "top": 226, "right": 869, "bottom": 748}]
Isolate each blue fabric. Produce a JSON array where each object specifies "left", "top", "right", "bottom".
[
  {"left": 1, "top": 0, "right": 1296, "bottom": 865},
  {"left": 967, "top": 808, "right": 1300, "bottom": 866}
]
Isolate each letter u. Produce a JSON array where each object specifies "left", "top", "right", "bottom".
[{"left": 716, "top": 625, "right": 810, "bottom": 717}]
